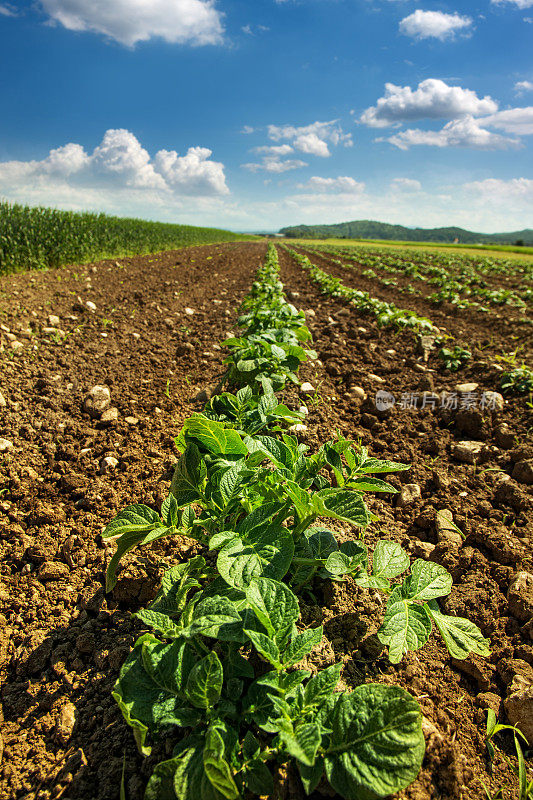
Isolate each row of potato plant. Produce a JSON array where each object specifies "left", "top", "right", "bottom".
[
  {"left": 103, "top": 244, "right": 489, "bottom": 800},
  {"left": 293, "top": 245, "right": 533, "bottom": 393},
  {"left": 306, "top": 242, "right": 533, "bottom": 306},
  {"left": 285, "top": 246, "right": 437, "bottom": 332}
]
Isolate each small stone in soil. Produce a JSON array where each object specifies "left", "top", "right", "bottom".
[
  {"left": 452, "top": 440, "right": 483, "bottom": 464},
  {"left": 300, "top": 382, "right": 315, "bottom": 395},
  {"left": 100, "top": 407, "right": 119, "bottom": 424},
  {"left": 397, "top": 484, "right": 422, "bottom": 508},
  {"left": 100, "top": 456, "right": 119, "bottom": 474},
  {"left": 55, "top": 702, "right": 77, "bottom": 746},
  {"left": 512, "top": 459, "right": 533, "bottom": 485},
  {"left": 0, "top": 438, "right": 13, "bottom": 452},
  {"left": 508, "top": 572, "right": 533, "bottom": 622},
  {"left": 83, "top": 385, "right": 111, "bottom": 418},
  {"left": 456, "top": 382, "right": 479, "bottom": 393}
]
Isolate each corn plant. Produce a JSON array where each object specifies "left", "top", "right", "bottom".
[{"left": 0, "top": 200, "right": 251, "bottom": 276}]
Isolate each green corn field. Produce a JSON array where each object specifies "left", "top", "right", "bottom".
[{"left": 0, "top": 200, "right": 251, "bottom": 275}]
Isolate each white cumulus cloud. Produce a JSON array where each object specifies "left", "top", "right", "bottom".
[
  {"left": 39, "top": 0, "right": 224, "bottom": 47},
  {"left": 399, "top": 10, "right": 473, "bottom": 40},
  {"left": 252, "top": 144, "right": 294, "bottom": 156},
  {"left": 306, "top": 176, "right": 366, "bottom": 193},
  {"left": 390, "top": 177, "right": 422, "bottom": 191},
  {"left": 464, "top": 177, "right": 533, "bottom": 204},
  {"left": 382, "top": 116, "right": 519, "bottom": 149},
  {"left": 480, "top": 106, "right": 533, "bottom": 134},
  {"left": 267, "top": 120, "right": 353, "bottom": 156},
  {"left": 242, "top": 156, "right": 308, "bottom": 173},
  {"left": 154, "top": 146, "right": 228, "bottom": 195},
  {"left": 514, "top": 80, "right": 533, "bottom": 94},
  {"left": 491, "top": 0, "right": 533, "bottom": 8},
  {"left": 361, "top": 79, "right": 498, "bottom": 127},
  {"left": 0, "top": 128, "right": 229, "bottom": 213},
  {"left": 0, "top": 3, "right": 17, "bottom": 16}
]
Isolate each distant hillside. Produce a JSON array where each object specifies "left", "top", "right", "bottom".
[{"left": 279, "top": 220, "right": 533, "bottom": 245}]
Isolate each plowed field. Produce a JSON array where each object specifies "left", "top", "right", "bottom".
[{"left": 0, "top": 242, "right": 531, "bottom": 800}]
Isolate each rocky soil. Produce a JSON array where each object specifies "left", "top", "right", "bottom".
[{"left": 0, "top": 242, "right": 531, "bottom": 800}]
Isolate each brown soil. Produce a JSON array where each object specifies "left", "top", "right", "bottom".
[
  {"left": 292, "top": 245, "right": 533, "bottom": 361},
  {"left": 0, "top": 242, "right": 531, "bottom": 800}
]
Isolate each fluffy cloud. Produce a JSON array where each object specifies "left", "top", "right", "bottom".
[
  {"left": 390, "top": 178, "right": 422, "bottom": 191},
  {"left": 399, "top": 10, "right": 473, "bottom": 40},
  {"left": 252, "top": 145, "right": 294, "bottom": 156},
  {"left": 154, "top": 146, "right": 228, "bottom": 195},
  {"left": 39, "top": 0, "right": 224, "bottom": 47},
  {"left": 0, "top": 129, "right": 229, "bottom": 212},
  {"left": 491, "top": 0, "right": 533, "bottom": 8},
  {"left": 361, "top": 79, "right": 498, "bottom": 127},
  {"left": 250, "top": 175, "right": 533, "bottom": 234},
  {"left": 515, "top": 80, "right": 533, "bottom": 94},
  {"left": 267, "top": 120, "right": 353, "bottom": 156},
  {"left": 481, "top": 106, "right": 533, "bottom": 134},
  {"left": 0, "top": 4, "right": 16, "bottom": 16},
  {"left": 463, "top": 177, "right": 533, "bottom": 203},
  {"left": 241, "top": 155, "right": 307, "bottom": 173},
  {"left": 382, "top": 116, "right": 519, "bottom": 149},
  {"left": 305, "top": 176, "right": 366, "bottom": 193}
]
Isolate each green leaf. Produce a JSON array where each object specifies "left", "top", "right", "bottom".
[
  {"left": 242, "top": 730, "right": 260, "bottom": 760},
  {"left": 245, "top": 577, "right": 299, "bottom": 649},
  {"left": 245, "top": 435, "right": 295, "bottom": 469},
  {"left": 284, "top": 480, "right": 314, "bottom": 519},
  {"left": 378, "top": 588, "right": 432, "bottom": 663},
  {"left": 372, "top": 541, "right": 410, "bottom": 580},
  {"left": 359, "top": 456, "right": 410, "bottom": 474},
  {"left": 283, "top": 627, "right": 323, "bottom": 666},
  {"left": 243, "top": 759, "right": 275, "bottom": 796},
  {"left": 135, "top": 609, "right": 181, "bottom": 638},
  {"left": 323, "top": 551, "right": 352, "bottom": 577},
  {"left": 403, "top": 560, "right": 452, "bottom": 601},
  {"left": 191, "top": 596, "right": 243, "bottom": 642},
  {"left": 170, "top": 444, "right": 207, "bottom": 506},
  {"left": 171, "top": 743, "right": 225, "bottom": 800},
  {"left": 219, "top": 464, "right": 247, "bottom": 506},
  {"left": 141, "top": 636, "right": 196, "bottom": 703},
  {"left": 186, "top": 652, "right": 223, "bottom": 709},
  {"left": 298, "top": 759, "right": 324, "bottom": 796},
  {"left": 324, "top": 684, "right": 425, "bottom": 800},
  {"left": 279, "top": 722, "right": 322, "bottom": 767},
  {"left": 244, "top": 629, "right": 282, "bottom": 668},
  {"left": 161, "top": 493, "right": 179, "bottom": 528},
  {"left": 235, "top": 502, "right": 287, "bottom": 536},
  {"left": 217, "top": 527, "right": 294, "bottom": 589},
  {"left": 181, "top": 415, "right": 248, "bottom": 456},
  {"left": 149, "top": 558, "right": 204, "bottom": 616},
  {"left": 113, "top": 634, "right": 199, "bottom": 746},
  {"left": 203, "top": 727, "right": 240, "bottom": 800},
  {"left": 304, "top": 663, "right": 343, "bottom": 708},
  {"left": 348, "top": 477, "right": 398, "bottom": 493},
  {"left": 424, "top": 600, "right": 491, "bottom": 659},
  {"left": 145, "top": 756, "right": 180, "bottom": 799},
  {"left": 316, "top": 489, "right": 370, "bottom": 527},
  {"left": 102, "top": 504, "right": 161, "bottom": 540}
]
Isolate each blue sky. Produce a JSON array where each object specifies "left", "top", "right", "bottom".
[{"left": 0, "top": 0, "right": 531, "bottom": 232}]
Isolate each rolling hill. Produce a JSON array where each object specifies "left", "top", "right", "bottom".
[{"left": 279, "top": 220, "right": 533, "bottom": 245}]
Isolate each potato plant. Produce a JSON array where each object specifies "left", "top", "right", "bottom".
[
  {"left": 286, "top": 247, "right": 437, "bottom": 332},
  {"left": 104, "top": 244, "right": 489, "bottom": 800}
]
